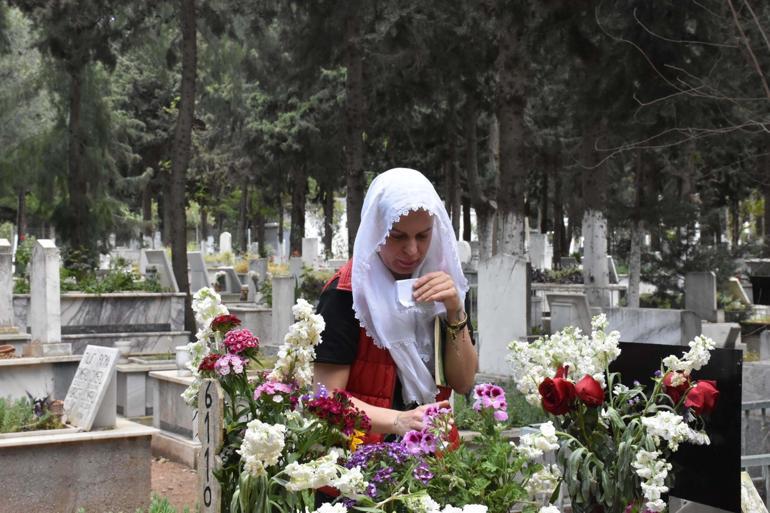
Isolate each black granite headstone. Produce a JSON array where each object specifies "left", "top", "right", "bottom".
[{"left": 610, "top": 342, "right": 741, "bottom": 513}]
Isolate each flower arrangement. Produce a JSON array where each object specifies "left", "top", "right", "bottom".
[{"left": 508, "top": 314, "right": 720, "bottom": 513}]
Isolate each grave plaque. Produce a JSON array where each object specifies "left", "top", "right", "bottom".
[
  {"left": 198, "top": 379, "right": 224, "bottom": 513},
  {"left": 63, "top": 345, "right": 119, "bottom": 430}
]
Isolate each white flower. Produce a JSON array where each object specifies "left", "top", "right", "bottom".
[
  {"left": 539, "top": 506, "right": 562, "bottom": 513},
  {"left": 461, "top": 505, "right": 488, "bottom": 513},
  {"left": 641, "top": 411, "right": 710, "bottom": 452},
  {"left": 517, "top": 422, "right": 559, "bottom": 460},
  {"left": 404, "top": 494, "right": 441, "bottom": 513},
  {"left": 632, "top": 449, "right": 671, "bottom": 512},
  {"left": 662, "top": 336, "right": 715, "bottom": 374},
  {"left": 313, "top": 503, "right": 348, "bottom": 513},
  {"left": 526, "top": 465, "right": 561, "bottom": 499},
  {"left": 268, "top": 300, "right": 325, "bottom": 385},
  {"left": 332, "top": 466, "right": 368, "bottom": 497},
  {"left": 180, "top": 380, "right": 200, "bottom": 406},
  {"left": 237, "top": 420, "right": 286, "bottom": 477}
]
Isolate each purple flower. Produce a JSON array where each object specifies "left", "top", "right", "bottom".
[
  {"left": 413, "top": 461, "right": 433, "bottom": 484},
  {"left": 494, "top": 409, "right": 509, "bottom": 422},
  {"left": 214, "top": 353, "right": 246, "bottom": 376},
  {"left": 654, "top": 370, "right": 663, "bottom": 378},
  {"left": 373, "top": 466, "right": 394, "bottom": 483},
  {"left": 403, "top": 430, "right": 424, "bottom": 455},
  {"left": 420, "top": 431, "right": 437, "bottom": 453}
]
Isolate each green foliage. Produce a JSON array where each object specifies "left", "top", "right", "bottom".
[
  {"left": 454, "top": 385, "right": 547, "bottom": 431},
  {"left": 13, "top": 235, "right": 35, "bottom": 275},
  {"left": 73, "top": 494, "right": 191, "bottom": 513},
  {"left": 296, "top": 267, "right": 334, "bottom": 306},
  {"left": 0, "top": 396, "right": 64, "bottom": 433}
]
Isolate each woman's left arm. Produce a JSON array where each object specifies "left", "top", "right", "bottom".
[{"left": 414, "top": 272, "right": 478, "bottom": 394}]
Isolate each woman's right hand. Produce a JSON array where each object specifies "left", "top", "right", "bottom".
[{"left": 392, "top": 400, "right": 451, "bottom": 435}]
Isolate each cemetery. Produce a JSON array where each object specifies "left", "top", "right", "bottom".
[{"left": 2, "top": 2, "right": 770, "bottom": 513}]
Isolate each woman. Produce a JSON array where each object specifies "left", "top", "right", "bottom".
[{"left": 313, "top": 168, "right": 477, "bottom": 438}]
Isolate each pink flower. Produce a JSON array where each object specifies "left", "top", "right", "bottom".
[
  {"left": 472, "top": 383, "right": 508, "bottom": 421},
  {"left": 223, "top": 328, "right": 259, "bottom": 354},
  {"left": 403, "top": 430, "right": 425, "bottom": 455},
  {"left": 254, "top": 380, "right": 294, "bottom": 399},
  {"left": 214, "top": 354, "right": 246, "bottom": 376}
]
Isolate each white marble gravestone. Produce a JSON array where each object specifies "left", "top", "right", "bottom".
[
  {"left": 456, "top": 240, "right": 472, "bottom": 266},
  {"left": 0, "top": 239, "right": 14, "bottom": 328},
  {"left": 249, "top": 257, "right": 268, "bottom": 281},
  {"left": 477, "top": 254, "right": 528, "bottom": 376},
  {"left": 727, "top": 277, "right": 752, "bottom": 305},
  {"left": 140, "top": 249, "right": 179, "bottom": 292},
  {"left": 685, "top": 271, "right": 718, "bottom": 322},
  {"left": 64, "top": 345, "right": 119, "bottom": 431},
  {"left": 605, "top": 308, "right": 702, "bottom": 346},
  {"left": 547, "top": 293, "right": 594, "bottom": 334},
  {"left": 289, "top": 256, "right": 303, "bottom": 281},
  {"left": 30, "top": 239, "right": 70, "bottom": 355},
  {"left": 271, "top": 276, "right": 295, "bottom": 345},
  {"left": 221, "top": 267, "right": 242, "bottom": 294},
  {"left": 528, "top": 232, "right": 546, "bottom": 270},
  {"left": 219, "top": 232, "right": 232, "bottom": 255},
  {"left": 301, "top": 237, "right": 319, "bottom": 266},
  {"left": 188, "top": 251, "right": 211, "bottom": 292},
  {"left": 198, "top": 379, "right": 224, "bottom": 513}
]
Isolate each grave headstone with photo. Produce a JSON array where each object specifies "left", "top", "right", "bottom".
[
  {"left": 140, "top": 249, "right": 179, "bottom": 292},
  {"left": 64, "top": 345, "right": 119, "bottom": 430},
  {"left": 685, "top": 271, "right": 718, "bottom": 322},
  {"left": 477, "top": 254, "right": 528, "bottom": 376}
]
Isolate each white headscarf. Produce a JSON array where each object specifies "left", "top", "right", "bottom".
[{"left": 352, "top": 168, "right": 469, "bottom": 405}]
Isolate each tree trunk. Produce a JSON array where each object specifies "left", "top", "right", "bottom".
[
  {"left": 142, "top": 186, "right": 153, "bottom": 239},
  {"left": 448, "top": 159, "right": 461, "bottom": 238},
  {"left": 580, "top": 124, "right": 609, "bottom": 307},
  {"left": 552, "top": 159, "right": 565, "bottom": 268},
  {"left": 323, "top": 185, "right": 334, "bottom": 259},
  {"left": 290, "top": 165, "right": 306, "bottom": 256},
  {"left": 627, "top": 154, "right": 645, "bottom": 308},
  {"left": 462, "top": 194, "right": 472, "bottom": 242},
  {"left": 170, "top": 0, "right": 196, "bottom": 335},
  {"left": 495, "top": 6, "right": 528, "bottom": 256},
  {"left": 730, "top": 198, "right": 740, "bottom": 249},
  {"left": 764, "top": 163, "right": 770, "bottom": 256},
  {"left": 239, "top": 176, "right": 250, "bottom": 253},
  {"left": 540, "top": 161, "right": 549, "bottom": 234},
  {"left": 16, "top": 188, "right": 27, "bottom": 245},
  {"left": 67, "top": 66, "right": 90, "bottom": 255},
  {"left": 200, "top": 206, "right": 208, "bottom": 243},
  {"left": 463, "top": 94, "right": 495, "bottom": 260},
  {"left": 255, "top": 209, "right": 266, "bottom": 258},
  {"left": 344, "top": 4, "right": 365, "bottom": 258}
]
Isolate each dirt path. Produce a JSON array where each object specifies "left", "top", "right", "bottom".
[{"left": 151, "top": 458, "right": 198, "bottom": 512}]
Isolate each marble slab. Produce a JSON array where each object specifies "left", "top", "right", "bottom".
[{"left": 605, "top": 307, "right": 702, "bottom": 346}]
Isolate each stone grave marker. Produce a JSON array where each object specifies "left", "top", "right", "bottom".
[
  {"left": 289, "top": 256, "right": 303, "bottom": 281},
  {"left": 247, "top": 272, "right": 260, "bottom": 302},
  {"left": 249, "top": 257, "right": 268, "bottom": 281},
  {"left": 727, "top": 277, "right": 752, "bottom": 306},
  {"left": 30, "top": 239, "right": 70, "bottom": 355},
  {"left": 219, "top": 232, "right": 232, "bottom": 254},
  {"left": 456, "top": 240, "right": 472, "bottom": 266},
  {"left": 528, "top": 232, "right": 546, "bottom": 270},
  {"left": 605, "top": 307, "right": 701, "bottom": 346},
  {"left": 685, "top": 271, "right": 718, "bottom": 322},
  {"left": 271, "top": 276, "right": 295, "bottom": 345},
  {"left": 0, "top": 239, "right": 14, "bottom": 328},
  {"left": 477, "top": 254, "right": 528, "bottom": 376},
  {"left": 63, "top": 345, "right": 119, "bottom": 430},
  {"left": 188, "top": 251, "right": 211, "bottom": 292},
  {"left": 140, "top": 249, "right": 179, "bottom": 292},
  {"left": 301, "top": 237, "right": 319, "bottom": 266},
  {"left": 547, "top": 293, "right": 593, "bottom": 334},
  {"left": 607, "top": 255, "right": 619, "bottom": 284},
  {"left": 701, "top": 322, "right": 741, "bottom": 349},
  {"left": 198, "top": 379, "right": 224, "bottom": 513},
  {"left": 220, "top": 266, "right": 242, "bottom": 294}
]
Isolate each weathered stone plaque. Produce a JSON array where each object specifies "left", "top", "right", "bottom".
[
  {"left": 64, "top": 345, "right": 119, "bottom": 430},
  {"left": 198, "top": 379, "right": 224, "bottom": 513}
]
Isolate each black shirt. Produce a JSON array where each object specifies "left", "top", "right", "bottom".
[{"left": 314, "top": 277, "right": 474, "bottom": 411}]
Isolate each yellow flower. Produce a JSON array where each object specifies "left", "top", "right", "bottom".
[{"left": 349, "top": 430, "right": 365, "bottom": 452}]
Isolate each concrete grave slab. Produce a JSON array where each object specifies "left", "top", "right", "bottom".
[
  {"left": 140, "top": 249, "right": 179, "bottom": 292},
  {"left": 605, "top": 308, "right": 702, "bottom": 346}
]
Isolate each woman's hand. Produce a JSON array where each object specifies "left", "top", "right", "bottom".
[
  {"left": 392, "top": 400, "right": 451, "bottom": 435},
  {"left": 413, "top": 272, "right": 462, "bottom": 320}
]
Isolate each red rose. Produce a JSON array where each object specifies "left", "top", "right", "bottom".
[
  {"left": 663, "top": 371, "right": 691, "bottom": 404},
  {"left": 684, "top": 380, "right": 719, "bottom": 415},
  {"left": 555, "top": 365, "right": 569, "bottom": 379},
  {"left": 211, "top": 314, "right": 242, "bottom": 334},
  {"left": 575, "top": 374, "right": 604, "bottom": 407},
  {"left": 539, "top": 377, "right": 576, "bottom": 415}
]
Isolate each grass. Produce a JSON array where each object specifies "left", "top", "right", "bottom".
[{"left": 0, "top": 396, "right": 65, "bottom": 434}]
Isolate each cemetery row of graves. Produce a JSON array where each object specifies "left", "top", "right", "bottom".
[{"left": 1, "top": 231, "right": 770, "bottom": 513}]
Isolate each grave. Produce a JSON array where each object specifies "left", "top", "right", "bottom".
[
  {"left": 249, "top": 257, "right": 269, "bottom": 281},
  {"left": 289, "top": 256, "right": 303, "bottom": 281},
  {"left": 150, "top": 370, "right": 201, "bottom": 467},
  {"left": 2, "top": 344, "right": 157, "bottom": 513},
  {"left": 685, "top": 271, "right": 718, "bottom": 322},
  {"left": 30, "top": 239, "right": 70, "bottom": 356},
  {"left": 607, "top": 255, "right": 619, "bottom": 284},
  {"left": 528, "top": 232, "right": 546, "bottom": 270},
  {"left": 302, "top": 237, "right": 319, "bottom": 266},
  {"left": 219, "top": 231, "right": 232, "bottom": 254},
  {"left": 140, "top": 249, "right": 179, "bottom": 292},
  {"left": 605, "top": 307, "right": 702, "bottom": 346},
  {"left": 477, "top": 254, "right": 528, "bottom": 376},
  {"left": 457, "top": 240, "right": 472, "bottom": 267},
  {"left": 264, "top": 222, "right": 280, "bottom": 257},
  {"left": 727, "top": 277, "right": 753, "bottom": 306},
  {"left": 547, "top": 293, "right": 595, "bottom": 334},
  {"left": 746, "top": 330, "right": 770, "bottom": 361},
  {"left": 701, "top": 322, "right": 742, "bottom": 349},
  {"left": 116, "top": 359, "right": 176, "bottom": 418},
  {"left": 271, "top": 276, "right": 296, "bottom": 346},
  {"left": 0, "top": 238, "right": 30, "bottom": 355},
  {"left": 189, "top": 251, "right": 212, "bottom": 292}
]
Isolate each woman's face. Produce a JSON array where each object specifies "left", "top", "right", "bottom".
[{"left": 379, "top": 209, "right": 434, "bottom": 278}]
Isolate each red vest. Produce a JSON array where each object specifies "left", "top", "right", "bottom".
[{"left": 322, "top": 260, "right": 451, "bottom": 443}]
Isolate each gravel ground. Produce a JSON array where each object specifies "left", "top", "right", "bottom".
[{"left": 152, "top": 458, "right": 198, "bottom": 512}]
